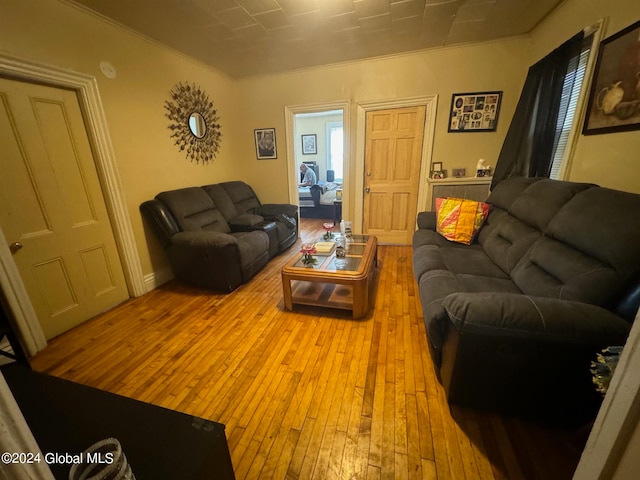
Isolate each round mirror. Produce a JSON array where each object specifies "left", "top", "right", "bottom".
[
  {"left": 188, "top": 112, "right": 207, "bottom": 138},
  {"left": 165, "top": 82, "right": 222, "bottom": 164}
]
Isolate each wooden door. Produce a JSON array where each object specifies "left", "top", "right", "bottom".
[
  {"left": 0, "top": 78, "right": 129, "bottom": 339},
  {"left": 363, "top": 106, "right": 426, "bottom": 244}
]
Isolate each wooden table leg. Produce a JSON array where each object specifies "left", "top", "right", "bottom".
[
  {"left": 352, "top": 278, "right": 368, "bottom": 319},
  {"left": 282, "top": 272, "right": 293, "bottom": 311}
]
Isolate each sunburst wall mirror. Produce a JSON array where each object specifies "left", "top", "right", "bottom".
[{"left": 164, "top": 82, "right": 222, "bottom": 164}]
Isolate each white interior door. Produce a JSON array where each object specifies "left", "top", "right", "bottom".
[{"left": 0, "top": 78, "right": 128, "bottom": 339}]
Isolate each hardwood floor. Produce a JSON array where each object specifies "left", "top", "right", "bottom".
[{"left": 31, "top": 219, "right": 586, "bottom": 479}]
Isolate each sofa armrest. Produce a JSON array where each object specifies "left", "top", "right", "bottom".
[
  {"left": 167, "top": 231, "right": 244, "bottom": 291},
  {"left": 260, "top": 203, "right": 298, "bottom": 218},
  {"left": 439, "top": 292, "right": 631, "bottom": 423},
  {"left": 416, "top": 211, "right": 436, "bottom": 230},
  {"left": 259, "top": 204, "right": 298, "bottom": 231},
  {"left": 140, "top": 199, "right": 181, "bottom": 249},
  {"left": 442, "top": 292, "right": 631, "bottom": 344}
]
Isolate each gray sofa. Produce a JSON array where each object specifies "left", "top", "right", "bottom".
[
  {"left": 141, "top": 181, "right": 298, "bottom": 292},
  {"left": 412, "top": 177, "right": 640, "bottom": 422}
]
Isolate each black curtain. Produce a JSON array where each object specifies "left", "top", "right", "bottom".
[{"left": 491, "top": 31, "right": 585, "bottom": 190}]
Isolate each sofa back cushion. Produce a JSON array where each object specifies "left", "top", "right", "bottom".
[
  {"left": 478, "top": 178, "right": 596, "bottom": 277},
  {"left": 478, "top": 211, "right": 542, "bottom": 274},
  {"left": 547, "top": 187, "right": 640, "bottom": 278},
  {"left": 511, "top": 186, "right": 640, "bottom": 306},
  {"left": 508, "top": 179, "right": 593, "bottom": 231},
  {"left": 156, "top": 187, "right": 230, "bottom": 234},
  {"left": 203, "top": 184, "right": 239, "bottom": 221},
  {"left": 476, "top": 177, "right": 540, "bottom": 273},
  {"left": 484, "top": 176, "right": 542, "bottom": 211},
  {"left": 220, "top": 181, "right": 262, "bottom": 215}
]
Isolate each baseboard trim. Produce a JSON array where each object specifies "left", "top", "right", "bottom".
[{"left": 143, "top": 268, "right": 173, "bottom": 293}]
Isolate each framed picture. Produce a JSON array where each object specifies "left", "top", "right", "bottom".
[
  {"left": 452, "top": 168, "right": 466, "bottom": 178},
  {"left": 254, "top": 128, "right": 277, "bottom": 159},
  {"left": 301, "top": 134, "right": 317, "bottom": 155},
  {"left": 432, "top": 162, "right": 442, "bottom": 172},
  {"left": 448, "top": 91, "right": 502, "bottom": 132},
  {"left": 583, "top": 20, "right": 640, "bottom": 135}
]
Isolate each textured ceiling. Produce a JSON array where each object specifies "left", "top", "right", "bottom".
[{"left": 70, "top": 0, "right": 564, "bottom": 78}]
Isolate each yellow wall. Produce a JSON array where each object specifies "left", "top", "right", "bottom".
[
  {"left": 237, "top": 38, "right": 530, "bottom": 219},
  {"left": 0, "top": 0, "right": 242, "bottom": 279},
  {"left": 529, "top": 0, "right": 640, "bottom": 193},
  {"left": 2, "top": 0, "right": 639, "bottom": 285}
]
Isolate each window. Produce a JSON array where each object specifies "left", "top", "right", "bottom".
[
  {"left": 326, "top": 121, "right": 343, "bottom": 182},
  {"left": 549, "top": 35, "right": 594, "bottom": 179}
]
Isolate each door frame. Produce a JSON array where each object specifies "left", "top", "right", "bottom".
[
  {"left": 0, "top": 52, "right": 145, "bottom": 355},
  {"left": 284, "top": 100, "right": 351, "bottom": 224},
  {"left": 355, "top": 95, "right": 437, "bottom": 235}
]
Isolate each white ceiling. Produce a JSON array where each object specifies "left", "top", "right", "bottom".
[{"left": 70, "top": 0, "right": 564, "bottom": 78}]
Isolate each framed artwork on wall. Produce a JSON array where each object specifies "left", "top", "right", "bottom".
[
  {"left": 301, "top": 134, "right": 317, "bottom": 155},
  {"left": 254, "top": 128, "right": 277, "bottom": 159},
  {"left": 448, "top": 91, "right": 502, "bottom": 132},
  {"left": 583, "top": 19, "right": 640, "bottom": 135}
]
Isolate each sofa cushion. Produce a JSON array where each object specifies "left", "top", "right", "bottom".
[
  {"left": 156, "top": 187, "right": 230, "bottom": 234},
  {"left": 478, "top": 213, "right": 542, "bottom": 274},
  {"left": 485, "top": 176, "right": 542, "bottom": 211},
  {"left": 436, "top": 197, "right": 490, "bottom": 245},
  {"left": 511, "top": 238, "right": 619, "bottom": 304},
  {"left": 220, "top": 181, "right": 262, "bottom": 215},
  {"left": 510, "top": 186, "right": 640, "bottom": 306},
  {"left": 508, "top": 179, "right": 593, "bottom": 231},
  {"left": 414, "top": 241, "right": 511, "bottom": 285},
  {"left": 547, "top": 186, "right": 640, "bottom": 280},
  {"left": 413, "top": 228, "right": 474, "bottom": 250},
  {"left": 203, "top": 184, "right": 239, "bottom": 221}
]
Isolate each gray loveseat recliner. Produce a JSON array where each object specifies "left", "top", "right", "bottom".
[
  {"left": 412, "top": 177, "right": 640, "bottom": 422},
  {"left": 141, "top": 181, "right": 298, "bottom": 292}
]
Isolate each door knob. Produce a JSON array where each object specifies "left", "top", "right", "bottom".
[
  {"left": 9, "top": 242, "right": 22, "bottom": 254},
  {"left": 365, "top": 186, "right": 370, "bottom": 193}
]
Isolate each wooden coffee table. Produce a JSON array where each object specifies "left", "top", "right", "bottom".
[{"left": 281, "top": 234, "right": 378, "bottom": 319}]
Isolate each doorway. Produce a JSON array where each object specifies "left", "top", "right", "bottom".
[{"left": 284, "top": 101, "right": 350, "bottom": 227}]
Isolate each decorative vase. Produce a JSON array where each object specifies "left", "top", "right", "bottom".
[
  {"left": 322, "top": 222, "right": 334, "bottom": 240},
  {"left": 597, "top": 81, "right": 625, "bottom": 115},
  {"left": 300, "top": 244, "right": 317, "bottom": 267}
]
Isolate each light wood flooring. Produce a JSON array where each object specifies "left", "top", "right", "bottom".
[{"left": 31, "top": 219, "right": 586, "bottom": 479}]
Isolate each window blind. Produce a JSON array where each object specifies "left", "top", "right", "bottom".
[{"left": 549, "top": 38, "right": 593, "bottom": 179}]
